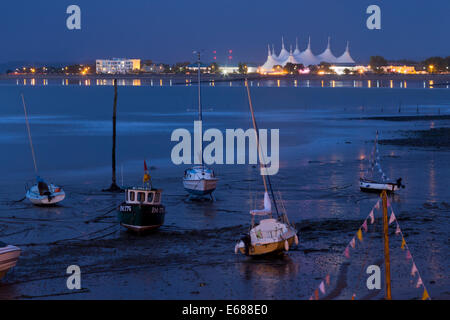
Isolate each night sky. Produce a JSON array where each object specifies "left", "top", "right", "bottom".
[{"left": 0, "top": 0, "right": 448, "bottom": 65}]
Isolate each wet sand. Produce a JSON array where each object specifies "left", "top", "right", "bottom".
[{"left": 0, "top": 86, "right": 449, "bottom": 299}]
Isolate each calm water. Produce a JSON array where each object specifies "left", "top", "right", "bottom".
[{"left": 0, "top": 85, "right": 449, "bottom": 299}]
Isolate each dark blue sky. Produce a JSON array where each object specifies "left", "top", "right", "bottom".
[{"left": 0, "top": 0, "right": 448, "bottom": 65}]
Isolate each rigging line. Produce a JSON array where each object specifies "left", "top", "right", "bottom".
[
  {"left": 245, "top": 80, "right": 280, "bottom": 218},
  {"left": 21, "top": 94, "right": 38, "bottom": 175}
]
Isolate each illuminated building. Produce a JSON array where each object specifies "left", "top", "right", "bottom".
[{"left": 96, "top": 58, "right": 141, "bottom": 74}]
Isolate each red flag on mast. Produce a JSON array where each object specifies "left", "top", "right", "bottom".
[{"left": 144, "top": 160, "right": 148, "bottom": 172}]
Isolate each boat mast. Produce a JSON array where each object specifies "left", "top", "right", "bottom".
[
  {"left": 21, "top": 94, "right": 38, "bottom": 176},
  {"left": 245, "top": 80, "right": 280, "bottom": 217},
  {"left": 196, "top": 51, "right": 204, "bottom": 166}
]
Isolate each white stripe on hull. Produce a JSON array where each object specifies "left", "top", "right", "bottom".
[
  {"left": 183, "top": 179, "right": 217, "bottom": 194},
  {"left": 359, "top": 180, "right": 399, "bottom": 192},
  {"left": 0, "top": 246, "right": 20, "bottom": 273}
]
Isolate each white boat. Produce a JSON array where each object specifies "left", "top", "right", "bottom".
[
  {"left": 183, "top": 166, "right": 218, "bottom": 196},
  {"left": 0, "top": 243, "right": 21, "bottom": 280},
  {"left": 359, "top": 178, "right": 402, "bottom": 193},
  {"left": 20, "top": 94, "right": 66, "bottom": 206},
  {"left": 26, "top": 179, "right": 65, "bottom": 205},
  {"left": 360, "top": 131, "right": 405, "bottom": 193},
  {"left": 183, "top": 52, "right": 218, "bottom": 197},
  {"left": 235, "top": 192, "right": 298, "bottom": 256},
  {"left": 235, "top": 81, "right": 299, "bottom": 257}
]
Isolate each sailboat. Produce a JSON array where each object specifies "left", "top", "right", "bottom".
[
  {"left": 0, "top": 242, "right": 20, "bottom": 280},
  {"left": 359, "top": 131, "right": 405, "bottom": 193},
  {"left": 234, "top": 81, "right": 298, "bottom": 256},
  {"left": 183, "top": 51, "right": 218, "bottom": 197},
  {"left": 118, "top": 161, "right": 166, "bottom": 232},
  {"left": 21, "top": 94, "right": 65, "bottom": 205}
]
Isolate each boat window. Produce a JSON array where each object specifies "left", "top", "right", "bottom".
[
  {"left": 130, "top": 191, "right": 135, "bottom": 201},
  {"left": 154, "top": 192, "right": 160, "bottom": 203},
  {"left": 147, "top": 192, "right": 154, "bottom": 203},
  {"left": 137, "top": 192, "right": 145, "bottom": 202}
]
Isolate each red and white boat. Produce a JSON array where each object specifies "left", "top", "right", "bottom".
[{"left": 0, "top": 243, "right": 21, "bottom": 280}]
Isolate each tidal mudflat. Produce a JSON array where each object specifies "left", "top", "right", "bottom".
[{"left": 0, "top": 85, "right": 448, "bottom": 299}]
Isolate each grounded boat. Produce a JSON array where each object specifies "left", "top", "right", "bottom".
[
  {"left": 26, "top": 177, "right": 65, "bottom": 205},
  {"left": 0, "top": 242, "right": 21, "bottom": 280},
  {"left": 118, "top": 162, "right": 165, "bottom": 232},
  {"left": 235, "top": 81, "right": 298, "bottom": 257},
  {"left": 21, "top": 94, "right": 65, "bottom": 206},
  {"left": 183, "top": 51, "right": 218, "bottom": 198},
  {"left": 360, "top": 131, "right": 405, "bottom": 193}
]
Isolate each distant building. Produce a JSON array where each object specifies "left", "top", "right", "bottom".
[
  {"left": 381, "top": 65, "right": 416, "bottom": 74},
  {"left": 96, "top": 58, "right": 141, "bottom": 74}
]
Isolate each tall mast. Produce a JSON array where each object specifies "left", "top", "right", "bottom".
[
  {"left": 245, "top": 80, "right": 279, "bottom": 217},
  {"left": 381, "top": 190, "right": 392, "bottom": 300},
  {"left": 196, "top": 51, "right": 203, "bottom": 165},
  {"left": 21, "top": 94, "right": 38, "bottom": 176}
]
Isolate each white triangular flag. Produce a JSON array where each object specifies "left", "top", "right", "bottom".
[
  {"left": 319, "top": 281, "right": 326, "bottom": 294},
  {"left": 411, "top": 263, "right": 418, "bottom": 277},
  {"left": 416, "top": 277, "right": 423, "bottom": 288},
  {"left": 389, "top": 211, "right": 396, "bottom": 225}
]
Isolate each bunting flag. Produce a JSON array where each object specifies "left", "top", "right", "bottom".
[
  {"left": 389, "top": 211, "right": 396, "bottom": 225},
  {"left": 314, "top": 289, "right": 319, "bottom": 300},
  {"left": 362, "top": 220, "right": 368, "bottom": 232},
  {"left": 350, "top": 237, "right": 356, "bottom": 249},
  {"left": 422, "top": 289, "right": 430, "bottom": 300},
  {"left": 325, "top": 274, "right": 330, "bottom": 286},
  {"left": 395, "top": 223, "right": 401, "bottom": 235},
  {"left": 369, "top": 210, "right": 375, "bottom": 224},
  {"left": 416, "top": 277, "right": 423, "bottom": 288},
  {"left": 401, "top": 237, "right": 406, "bottom": 250},
  {"left": 319, "top": 281, "right": 326, "bottom": 294},
  {"left": 357, "top": 229, "right": 363, "bottom": 242},
  {"left": 406, "top": 250, "right": 412, "bottom": 260},
  {"left": 344, "top": 246, "right": 350, "bottom": 258},
  {"left": 375, "top": 202, "right": 380, "bottom": 210},
  {"left": 411, "top": 263, "right": 418, "bottom": 277},
  {"left": 351, "top": 293, "right": 356, "bottom": 300}
]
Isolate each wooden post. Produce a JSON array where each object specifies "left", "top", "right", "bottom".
[
  {"left": 104, "top": 79, "right": 121, "bottom": 192},
  {"left": 381, "top": 190, "right": 392, "bottom": 300}
]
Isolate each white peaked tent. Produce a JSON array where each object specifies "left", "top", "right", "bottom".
[
  {"left": 286, "top": 45, "right": 301, "bottom": 65},
  {"left": 297, "top": 37, "right": 319, "bottom": 66},
  {"left": 317, "top": 37, "right": 337, "bottom": 63},
  {"left": 276, "top": 36, "right": 290, "bottom": 63},
  {"left": 293, "top": 38, "right": 301, "bottom": 57},
  {"left": 261, "top": 44, "right": 280, "bottom": 71},
  {"left": 336, "top": 41, "right": 355, "bottom": 64}
]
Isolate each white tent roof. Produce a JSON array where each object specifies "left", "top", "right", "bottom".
[
  {"left": 336, "top": 41, "right": 355, "bottom": 64},
  {"left": 293, "top": 38, "right": 301, "bottom": 56},
  {"left": 260, "top": 44, "right": 280, "bottom": 71},
  {"left": 276, "top": 36, "right": 290, "bottom": 63},
  {"left": 286, "top": 45, "right": 301, "bottom": 65},
  {"left": 296, "top": 37, "right": 319, "bottom": 66},
  {"left": 317, "top": 37, "right": 337, "bottom": 63}
]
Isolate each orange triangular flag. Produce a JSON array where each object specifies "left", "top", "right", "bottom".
[
  {"left": 314, "top": 289, "right": 319, "bottom": 300},
  {"left": 357, "top": 229, "right": 363, "bottom": 242},
  {"left": 422, "top": 289, "right": 430, "bottom": 300},
  {"left": 401, "top": 237, "right": 406, "bottom": 250}
]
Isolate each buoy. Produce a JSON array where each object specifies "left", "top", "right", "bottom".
[
  {"left": 294, "top": 234, "right": 299, "bottom": 245},
  {"left": 284, "top": 240, "right": 289, "bottom": 251}
]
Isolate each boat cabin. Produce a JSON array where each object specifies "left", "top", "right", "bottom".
[{"left": 125, "top": 188, "right": 162, "bottom": 205}]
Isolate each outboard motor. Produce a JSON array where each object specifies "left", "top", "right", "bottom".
[
  {"left": 396, "top": 178, "right": 405, "bottom": 189},
  {"left": 241, "top": 234, "right": 251, "bottom": 256}
]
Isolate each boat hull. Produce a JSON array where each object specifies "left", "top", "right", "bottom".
[
  {"left": 0, "top": 245, "right": 21, "bottom": 280},
  {"left": 183, "top": 178, "right": 217, "bottom": 196},
  {"left": 118, "top": 202, "right": 165, "bottom": 232},
  {"left": 26, "top": 184, "right": 65, "bottom": 206},
  {"left": 238, "top": 234, "right": 296, "bottom": 256},
  {"left": 359, "top": 180, "right": 399, "bottom": 193}
]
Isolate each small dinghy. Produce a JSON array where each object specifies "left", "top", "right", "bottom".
[
  {"left": 26, "top": 176, "right": 66, "bottom": 205},
  {"left": 118, "top": 161, "right": 166, "bottom": 232},
  {"left": 0, "top": 242, "right": 21, "bottom": 280},
  {"left": 360, "top": 131, "right": 405, "bottom": 193},
  {"left": 235, "top": 81, "right": 298, "bottom": 256},
  {"left": 20, "top": 94, "right": 65, "bottom": 205},
  {"left": 183, "top": 51, "right": 218, "bottom": 198}
]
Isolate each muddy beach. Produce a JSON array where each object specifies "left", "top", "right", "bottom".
[{"left": 0, "top": 85, "right": 449, "bottom": 299}]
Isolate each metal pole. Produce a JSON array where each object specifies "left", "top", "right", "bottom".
[
  {"left": 197, "top": 51, "right": 203, "bottom": 166},
  {"left": 382, "top": 190, "right": 392, "bottom": 300}
]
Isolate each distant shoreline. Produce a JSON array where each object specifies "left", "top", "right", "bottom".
[{"left": 1, "top": 73, "right": 450, "bottom": 83}]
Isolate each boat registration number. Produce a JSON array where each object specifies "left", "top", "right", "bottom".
[{"left": 120, "top": 205, "right": 132, "bottom": 212}]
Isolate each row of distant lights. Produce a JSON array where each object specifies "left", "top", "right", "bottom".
[{"left": 16, "top": 78, "right": 440, "bottom": 88}]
